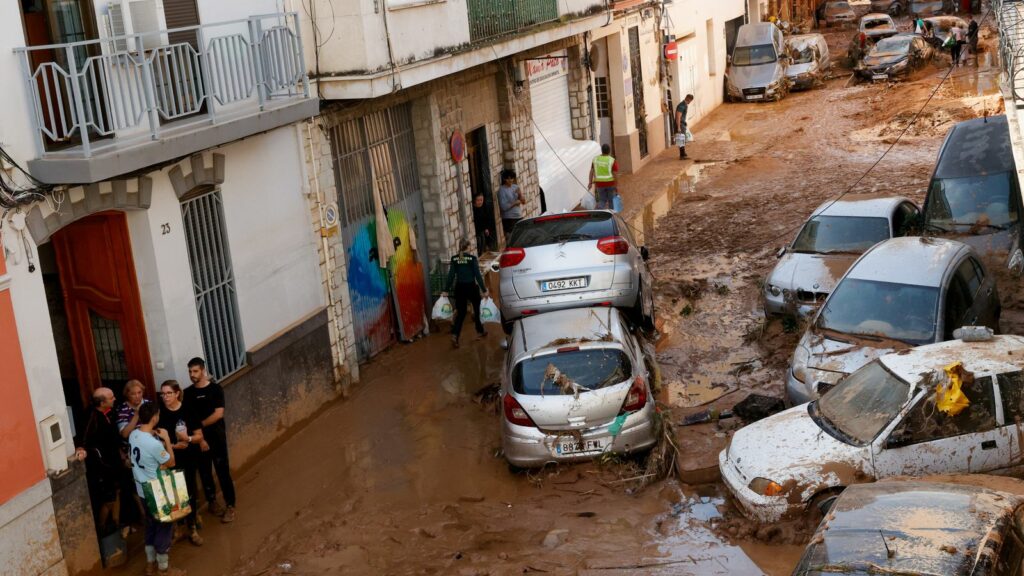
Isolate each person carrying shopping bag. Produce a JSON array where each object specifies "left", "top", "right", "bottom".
[{"left": 442, "top": 239, "right": 488, "bottom": 348}]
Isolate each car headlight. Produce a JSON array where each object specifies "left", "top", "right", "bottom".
[
  {"left": 749, "top": 477, "right": 785, "bottom": 497},
  {"left": 767, "top": 284, "right": 782, "bottom": 297},
  {"left": 889, "top": 58, "right": 908, "bottom": 71},
  {"left": 791, "top": 345, "right": 810, "bottom": 383}
]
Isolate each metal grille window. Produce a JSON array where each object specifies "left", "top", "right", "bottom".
[
  {"left": 181, "top": 188, "right": 246, "bottom": 380},
  {"left": 328, "top": 103, "right": 419, "bottom": 227},
  {"left": 595, "top": 77, "right": 610, "bottom": 118},
  {"left": 89, "top": 310, "right": 129, "bottom": 381}
]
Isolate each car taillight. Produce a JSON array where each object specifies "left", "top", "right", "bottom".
[
  {"left": 521, "top": 309, "right": 540, "bottom": 316},
  {"left": 620, "top": 376, "right": 647, "bottom": 414},
  {"left": 597, "top": 236, "right": 629, "bottom": 255},
  {"left": 500, "top": 247, "right": 526, "bottom": 267},
  {"left": 503, "top": 394, "right": 536, "bottom": 427}
]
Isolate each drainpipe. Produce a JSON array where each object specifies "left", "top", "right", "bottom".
[
  {"left": 379, "top": 0, "right": 402, "bottom": 92},
  {"left": 300, "top": 120, "right": 353, "bottom": 386}
]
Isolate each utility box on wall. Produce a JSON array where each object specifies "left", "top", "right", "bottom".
[{"left": 39, "top": 413, "right": 69, "bottom": 474}]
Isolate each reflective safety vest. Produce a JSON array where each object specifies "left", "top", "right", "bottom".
[{"left": 593, "top": 155, "right": 615, "bottom": 182}]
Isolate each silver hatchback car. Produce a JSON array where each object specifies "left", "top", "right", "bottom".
[
  {"left": 501, "top": 307, "right": 658, "bottom": 468},
  {"left": 498, "top": 210, "right": 654, "bottom": 333}
]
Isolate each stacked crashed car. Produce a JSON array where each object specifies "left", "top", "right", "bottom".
[
  {"left": 924, "top": 115, "right": 1021, "bottom": 258},
  {"left": 856, "top": 33, "right": 935, "bottom": 81},
  {"left": 726, "top": 23, "right": 790, "bottom": 102},
  {"left": 722, "top": 332, "right": 1024, "bottom": 523},
  {"left": 792, "top": 480, "right": 1024, "bottom": 576},
  {"left": 859, "top": 13, "right": 899, "bottom": 42},
  {"left": 822, "top": 1, "right": 858, "bottom": 27},
  {"left": 764, "top": 196, "right": 919, "bottom": 319},
  {"left": 500, "top": 307, "right": 658, "bottom": 468},
  {"left": 785, "top": 34, "right": 831, "bottom": 90},
  {"left": 787, "top": 236, "right": 999, "bottom": 406},
  {"left": 498, "top": 210, "right": 654, "bottom": 333}
]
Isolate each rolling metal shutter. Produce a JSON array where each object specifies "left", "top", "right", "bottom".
[{"left": 163, "top": 0, "right": 200, "bottom": 47}]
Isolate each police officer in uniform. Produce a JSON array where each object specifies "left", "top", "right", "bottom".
[
  {"left": 588, "top": 144, "right": 618, "bottom": 209},
  {"left": 442, "top": 240, "right": 488, "bottom": 348}
]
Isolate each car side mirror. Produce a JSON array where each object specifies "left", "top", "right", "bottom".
[
  {"left": 641, "top": 246, "right": 650, "bottom": 261},
  {"left": 886, "top": 429, "right": 909, "bottom": 449},
  {"left": 776, "top": 247, "right": 787, "bottom": 259}
]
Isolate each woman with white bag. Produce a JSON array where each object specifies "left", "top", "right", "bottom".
[{"left": 441, "top": 240, "right": 489, "bottom": 348}]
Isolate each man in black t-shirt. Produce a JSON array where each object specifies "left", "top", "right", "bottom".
[{"left": 186, "top": 357, "right": 237, "bottom": 524}]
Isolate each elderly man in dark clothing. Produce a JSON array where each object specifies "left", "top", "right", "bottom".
[{"left": 78, "top": 387, "right": 126, "bottom": 534}]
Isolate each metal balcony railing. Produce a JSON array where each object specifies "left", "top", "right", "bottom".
[
  {"left": 14, "top": 12, "right": 309, "bottom": 158},
  {"left": 466, "top": 0, "right": 560, "bottom": 44}
]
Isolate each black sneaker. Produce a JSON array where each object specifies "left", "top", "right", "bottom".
[{"left": 451, "top": 335, "right": 460, "bottom": 348}]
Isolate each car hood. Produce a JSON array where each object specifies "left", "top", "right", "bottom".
[
  {"left": 803, "top": 329, "right": 907, "bottom": 382},
  {"left": 726, "top": 405, "right": 871, "bottom": 505},
  {"left": 787, "top": 62, "right": 818, "bottom": 77},
  {"left": 863, "top": 52, "right": 908, "bottom": 67},
  {"left": 729, "top": 63, "right": 781, "bottom": 90},
  {"left": 768, "top": 252, "right": 857, "bottom": 294}
]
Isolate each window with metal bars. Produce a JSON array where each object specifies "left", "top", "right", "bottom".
[
  {"left": 328, "top": 102, "right": 419, "bottom": 227},
  {"left": 594, "top": 77, "right": 610, "bottom": 118},
  {"left": 180, "top": 187, "right": 245, "bottom": 380}
]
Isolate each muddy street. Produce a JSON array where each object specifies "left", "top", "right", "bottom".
[{"left": 119, "top": 21, "right": 1012, "bottom": 576}]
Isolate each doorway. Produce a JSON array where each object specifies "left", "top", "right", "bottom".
[
  {"left": 466, "top": 126, "right": 497, "bottom": 255},
  {"left": 47, "top": 212, "right": 153, "bottom": 421},
  {"left": 627, "top": 26, "right": 648, "bottom": 159},
  {"left": 592, "top": 39, "right": 614, "bottom": 153}
]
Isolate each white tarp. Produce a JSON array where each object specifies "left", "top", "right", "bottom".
[{"left": 528, "top": 52, "right": 601, "bottom": 213}]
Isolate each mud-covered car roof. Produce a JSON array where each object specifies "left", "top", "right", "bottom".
[
  {"left": 845, "top": 236, "right": 966, "bottom": 286},
  {"left": 794, "top": 481, "right": 1023, "bottom": 576},
  {"left": 735, "top": 22, "right": 778, "bottom": 46},
  {"left": 811, "top": 195, "right": 909, "bottom": 219},
  {"left": 786, "top": 34, "right": 826, "bottom": 50},
  {"left": 934, "top": 115, "right": 1015, "bottom": 179},
  {"left": 517, "top": 307, "right": 624, "bottom": 352},
  {"left": 880, "top": 334, "right": 1024, "bottom": 380}
]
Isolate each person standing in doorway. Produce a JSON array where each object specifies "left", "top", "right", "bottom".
[
  {"left": 157, "top": 380, "right": 204, "bottom": 547},
  {"left": 128, "top": 402, "right": 183, "bottom": 576},
  {"left": 78, "top": 387, "right": 126, "bottom": 537},
  {"left": 184, "top": 357, "right": 236, "bottom": 525},
  {"left": 588, "top": 144, "right": 619, "bottom": 209},
  {"left": 498, "top": 169, "right": 524, "bottom": 236},
  {"left": 472, "top": 194, "right": 497, "bottom": 255},
  {"left": 674, "top": 94, "right": 694, "bottom": 160},
  {"left": 442, "top": 239, "right": 488, "bottom": 348}
]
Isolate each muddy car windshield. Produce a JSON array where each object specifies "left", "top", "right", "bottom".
[
  {"left": 791, "top": 46, "right": 816, "bottom": 64},
  {"left": 863, "top": 19, "right": 894, "bottom": 31},
  {"left": 872, "top": 36, "right": 912, "bottom": 54},
  {"left": 817, "top": 279, "right": 939, "bottom": 345},
  {"left": 792, "top": 216, "right": 890, "bottom": 254},
  {"left": 508, "top": 213, "right": 616, "bottom": 248},
  {"left": 512, "top": 348, "right": 632, "bottom": 395},
  {"left": 732, "top": 44, "right": 777, "bottom": 66},
  {"left": 816, "top": 361, "right": 909, "bottom": 445},
  {"left": 925, "top": 173, "right": 1017, "bottom": 231}
]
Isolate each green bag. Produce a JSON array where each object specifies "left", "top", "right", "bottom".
[{"left": 142, "top": 469, "right": 191, "bottom": 523}]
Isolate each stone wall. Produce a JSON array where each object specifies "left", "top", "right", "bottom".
[{"left": 568, "top": 44, "right": 593, "bottom": 141}]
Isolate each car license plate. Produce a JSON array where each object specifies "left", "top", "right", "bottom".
[
  {"left": 872, "top": 74, "right": 888, "bottom": 81},
  {"left": 746, "top": 94, "right": 764, "bottom": 100},
  {"left": 541, "top": 277, "right": 588, "bottom": 292},
  {"left": 555, "top": 439, "right": 603, "bottom": 455}
]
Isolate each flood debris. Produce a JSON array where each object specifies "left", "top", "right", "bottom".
[{"left": 733, "top": 394, "right": 786, "bottom": 423}]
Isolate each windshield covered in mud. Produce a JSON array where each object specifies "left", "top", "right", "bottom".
[
  {"left": 862, "top": 18, "right": 894, "bottom": 32},
  {"left": 871, "top": 36, "right": 912, "bottom": 55},
  {"left": 509, "top": 213, "right": 617, "bottom": 248},
  {"left": 792, "top": 216, "right": 890, "bottom": 254},
  {"left": 817, "top": 279, "right": 939, "bottom": 345},
  {"left": 513, "top": 348, "right": 632, "bottom": 395},
  {"left": 732, "top": 44, "right": 777, "bottom": 66},
  {"left": 925, "top": 173, "right": 1017, "bottom": 232},
  {"left": 816, "top": 361, "right": 909, "bottom": 445}
]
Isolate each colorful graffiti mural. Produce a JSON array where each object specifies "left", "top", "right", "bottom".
[{"left": 345, "top": 208, "right": 427, "bottom": 360}]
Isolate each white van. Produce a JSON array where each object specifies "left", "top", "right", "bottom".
[{"left": 725, "top": 23, "right": 790, "bottom": 102}]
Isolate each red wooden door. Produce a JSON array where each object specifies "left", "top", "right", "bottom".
[{"left": 52, "top": 212, "right": 152, "bottom": 407}]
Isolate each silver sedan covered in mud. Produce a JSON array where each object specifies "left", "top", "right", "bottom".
[
  {"left": 501, "top": 306, "right": 658, "bottom": 468},
  {"left": 722, "top": 334, "right": 1024, "bottom": 523},
  {"left": 764, "top": 196, "right": 918, "bottom": 319},
  {"left": 787, "top": 236, "right": 1000, "bottom": 405}
]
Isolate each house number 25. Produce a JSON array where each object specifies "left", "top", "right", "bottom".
[{"left": 161, "top": 223, "right": 171, "bottom": 235}]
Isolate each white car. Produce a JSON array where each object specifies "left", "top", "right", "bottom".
[
  {"left": 721, "top": 332, "right": 1024, "bottom": 523},
  {"left": 764, "top": 196, "right": 918, "bottom": 318}
]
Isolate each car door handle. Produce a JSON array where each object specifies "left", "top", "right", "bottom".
[{"left": 982, "top": 440, "right": 997, "bottom": 450}]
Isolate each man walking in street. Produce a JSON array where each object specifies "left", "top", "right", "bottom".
[
  {"left": 497, "top": 169, "right": 524, "bottom": 237},
  {"left": 185, "top": 358, "right": 236, "bottom": 524},
  {"left": 950, "top": 23, "right": 966, "bottom": 67},
  {"left": 674, "top": 94, "right": 695, "bottom": 160},
  {"left": 129, "top": 402, "right": 184, "bottom": 576},
  {"left": 442, "top": 239, "right": 488, "bottom": 348},
  {"left": 967, "top": 16, "right": 979, "bottom": 64},
  {"left": 588, "top": 144, "right": 619, "bottom": 210}
]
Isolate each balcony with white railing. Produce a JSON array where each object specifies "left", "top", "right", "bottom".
[{"left": 14, "top": 12, "right": 318, "bottom": 184}]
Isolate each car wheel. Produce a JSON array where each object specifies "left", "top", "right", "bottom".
[
  {"left": 632, "top": 286, "right": 656, "bottom": 333},
  {"left": 807, "top": 487, "right": 844, "bottom": 527},
  {"left": 502, "top": 318, "right": 514, "bottom": 335}
]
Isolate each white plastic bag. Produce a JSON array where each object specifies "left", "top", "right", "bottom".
[
  {"left": 432, "top": 295, "right": 453, "bottom": 321},
  {"left": 674, "top": 132, "right": 686, "bottom": 147},
  {"left": 685, "top": 128, "right": 694, "bottom": 143},
  {"left": 479, "top": 297, "right": 500, "bottom": 324},
  {"left": 580, "top": 191, "right": 597, "bottom": 210}
]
